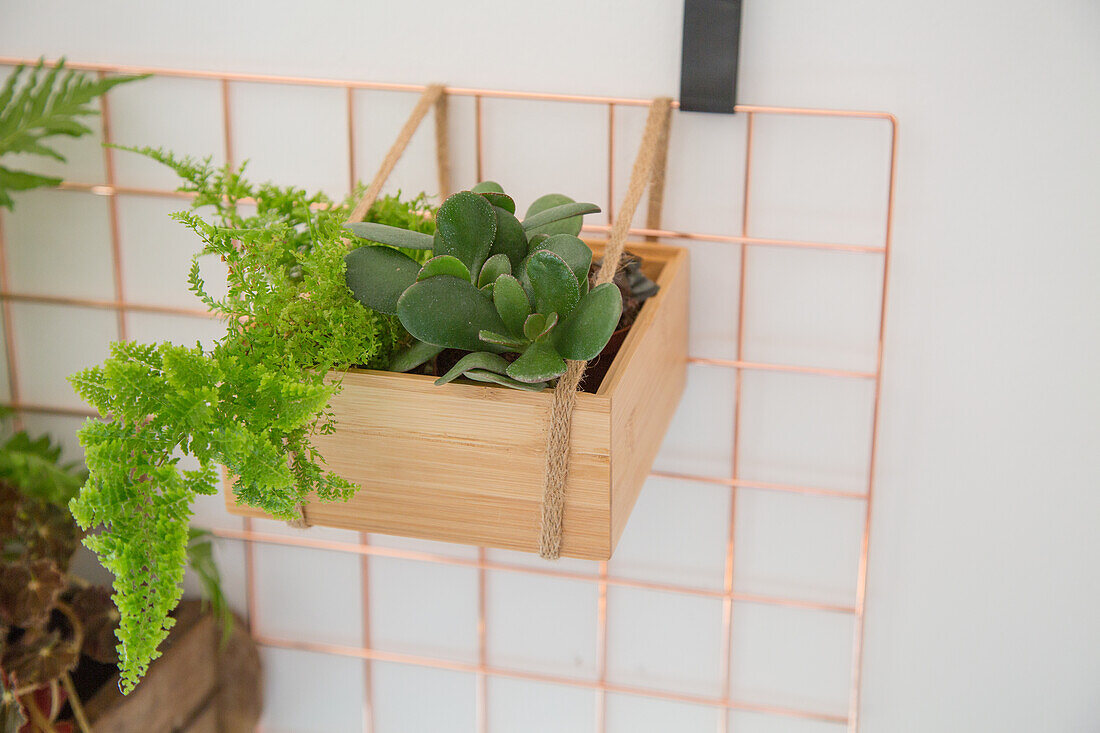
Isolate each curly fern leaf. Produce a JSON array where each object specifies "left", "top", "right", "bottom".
[
  {"left": 69, "top": 153, "right": 437, "bottom": 691},
  {"left": 0, "top": 58, "right": 146, "bottom": 209}
]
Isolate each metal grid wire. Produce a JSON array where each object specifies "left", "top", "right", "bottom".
[{"left": 0, "top": 57, "right": 897, "bottom": 733}]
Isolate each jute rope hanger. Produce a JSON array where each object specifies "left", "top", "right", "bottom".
[
  {"left": 294, "top": 86, "right": 674, "bottom": 554},
  {"left": 288, "top": 84, "right": 450, "bottom": 529},
  {"left": 537, "top": 97, "right": 673, "bottom": 559}
]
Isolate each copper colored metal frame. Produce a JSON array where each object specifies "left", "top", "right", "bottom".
[{"left": 0, "top": 57, "right": 897, "bottom": 732}]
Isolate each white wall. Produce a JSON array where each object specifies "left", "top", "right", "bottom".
[{"left": 1, "top": 1, "right": 1098, "bottom": 731}]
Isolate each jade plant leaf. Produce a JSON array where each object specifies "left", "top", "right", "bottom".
[
  {"left": 525, "top": 249, "right": 580, "bottom": 318},
  {"left": 463, "top": 369, "right": 546, "bottom": 391},
  {"left": 345, "top": 245, "right": 422, "bottom": 315},
  {"left": 435, "top": 351, "right": 511, "bottom": 385},
  {"left": 488, "top": 206, "right": 527, "bottom": 267},
  {"left": 528, "top": 233, "right": 593, "bottom": 292},
  {"left": 552, "top": 282, "right": 623, "bottom": 360},
  {"left": 478, "top": 330, "right": 528, "bottom": 350},
  {"left": 523, "top": 194, "right": 600, "bottom": 236},
  {"left": 345, "top": 221, "right": 435, "bottom": 249},
  {"left": 397, "top": 275, "right": 509, "bottom": 352},
  {"left": 388, "top": 339, "right": 444, "bottom": 372},
  {"left": 418, "top": 254, "right": 471, "bottom": 282},
  {"left": 478, "top": 253, "right": 511, "bottom": 289},
  {"left": 523, "top": 311, "right": 559, "bottom": 342},
  {"left": 434, "top": 191, "right": 497, "bottom": 276},
  {"left": 492, "top": 274, "right": 531, "bottom": 337},
  {"left": 506, "top": 341, "right": 567, "bottom": 383},
  {"left": 472, "top": 181, "right": 516, "bottom": 214}
]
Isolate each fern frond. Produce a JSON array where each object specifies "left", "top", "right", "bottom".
[
  {"left": 0, "top": 58, "right": 147, "bottom": 209},
  {"left": 70, "top": 151, "right": 438, "bottom": 692}
]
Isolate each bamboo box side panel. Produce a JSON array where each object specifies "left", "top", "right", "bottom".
[{"left": 606, "top": 245, "right": 690, "bottom": 549}]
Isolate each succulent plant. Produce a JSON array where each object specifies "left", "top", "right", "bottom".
[{"left": 345, "top": 183, "right": 623, "bottom": 390}]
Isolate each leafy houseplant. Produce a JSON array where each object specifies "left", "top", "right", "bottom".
[
  {"left": 0, "top": 59, "right": 144, "bottom": 210},
  {"left": 0, "top": 424, "right": 228, "bottom": 732},
  {"left": 345, "top": 182, "right": 625, "bottom": 390},
  {"left": 69, "top": 148, "right": 435, "bottom": 692}
]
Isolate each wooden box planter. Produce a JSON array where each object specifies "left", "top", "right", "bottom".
[{"left": 226, "top": 239, "right": 688, "bottom": 559}]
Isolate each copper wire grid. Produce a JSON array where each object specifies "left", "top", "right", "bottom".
[{"left": 0, "top": 57, "right": 897, "bottom": 732}]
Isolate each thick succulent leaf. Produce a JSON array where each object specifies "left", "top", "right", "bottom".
[
  {"left": 488, "top": 206, "right": 527, "bottom": 267},
  {"left": 388, "top": 340, "right": 444, "bottom": 372},
  {"left": 493, "top": 274, "right": 531, "bottom": 338},
  {"left": 552, "top": 282, "right": 623, "bottom": 360},
  {"left": 480, "top": 192, "right": 515, "bottom": 214},
  {"left": 345, "top": 245, "right": 421, "bottom": 315},
  {"left": 523, "top": 193, "right": 572, "bottom": 235},
  {"left": 480, "top": 282, "right": 495, "bottom": 297},
  {"left": 523, "top": 194, "right": 600, "bottom": 236},
  {"left": 435, "top": 351, "right": 511, "bottom": 385},
  {"left": 478, "top": 253, "right": 511, "bottom": 288},
  {"left": 345, "top": 222, "right": 435, "bottom": 250},
  {"left": 506, "top": 342, "right": 568, "bottom": 383},
  {"left": 524, "top": 311, "right": 559, "bottom": 342},
  {"left": 523, "top": 312, "right": 546, "bottom": 341},
  {"left": 463, "top": 369, "right": 546, "bottom": 391},
  {"left": 433, "top": 191, "right": 496, "bottom": 276},
  {"left": 526, "top": 233, "right": 549, "bottom": 252},
  {"left": 478, "top": 330, "right": 528, "bottom": 350},
  {"left": 525, "top": 249, "right": 580, "bottom": 318},
  {"left": 418, "top": 254, "right": 471, "bottom": 282},
  {"left": 528, "top": 233, "right": 593, "bottom": 291},
  {"left": 397, "top": 275, "right": 508, "bottom": 352},
  {"left": 470, "top": 181, "right": 505, "bottom": 194}
]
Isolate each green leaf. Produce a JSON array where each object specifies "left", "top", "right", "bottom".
[
  {"left": 480, "top": 191, "right": 515, "bottom": 214},
  {"left": 0, "top": 60, "right": 146, "bottom": 212},
  {"left": 388, "top": 340, "right": 444, "bottom": 372},
  {"left": 528, "top": 233, "right": 593, "bottom": 292},
  {"left": 506, "top": 342, "right": 567, "bottom": 383},
  {"left": 397, "top": 275, "right": 509, "bottom": 352},
  {"left": 433, "top": 191, "right": 496, "bottom": 276},
  {"left": 478, "top": 329, "right": 528, "bottom": 350},
  {"left": 344, "top": 221, "right": 435, "bottom": 249},
  {"left": 0, "top": 165, "right": 61, "bottom": 191},
  {"left": 463, "top": 369, "right": 547, "bottom": 391},
  {"left": 478, "top": 252, "right": 511, "bottom": 288},
  {"left": 344, "top": 245, "right": 421, "bottom": 315},
  {"left": 523, "top": 311, "right": 558, "bottom": 342},
  {"left": 434, "top": 351, "right": 512, "bottom": 385},
  {"left": 552, "top": 282, "right": 623, "bottom": 360},
  {"left": 418, "top": 254, "right": 471, "bottom": 282},
  {"left": 523, "top": 194, "right": 600, "bottom": 236},
  {"left": 492, "top": 274, "right": 531, "bottom": 337},
  {"left": 525, "top": 250, "right": 580, "bottom": 318},
  {"left": 471, "top": 183, "right": 515, "bottom": 214},
  {"left": 488, "top": 206, "right": 527, "bottom": 268}
]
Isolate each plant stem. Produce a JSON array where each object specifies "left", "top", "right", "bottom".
[
  {"left": 60, "top": 672, "right": 92, "bottom": 733},
  {"left": 22, "top": 693, "right": 57, "bottom": 733}
]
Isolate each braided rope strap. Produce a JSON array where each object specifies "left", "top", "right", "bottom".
[
  {"left": 537, "top": 97, "right": 674, "bottom": 560},
  {"left": 287, "top": 84, "right": 450, "bottom": 530}
]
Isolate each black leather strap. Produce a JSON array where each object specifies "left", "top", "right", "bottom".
[{"left": 679, "top": 0, "right": 743, "bottom": 113}]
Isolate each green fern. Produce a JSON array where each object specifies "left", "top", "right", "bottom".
[
  {"left": 0, "top": 58, "right": 146, "bottom": 209},
  {"left": 69, "top": 148, "right": 435, "bottom": 691},
  {"left": 0, "top": 421, "right": 85, "bottom": 506}
]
